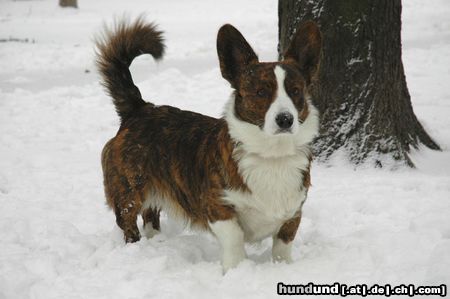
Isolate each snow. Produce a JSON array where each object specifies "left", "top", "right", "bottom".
[{"left": 0, "top": 0, "right": 449, "bottom": 298}]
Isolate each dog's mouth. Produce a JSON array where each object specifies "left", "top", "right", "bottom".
[{"left": 275, "top": 128, "right": 293, "bottom": 134}]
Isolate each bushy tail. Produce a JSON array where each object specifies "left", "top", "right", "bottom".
[{"left": 96, "top": 17, "right": 165, "bottom": 122}]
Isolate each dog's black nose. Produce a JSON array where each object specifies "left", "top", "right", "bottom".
[{"left": 275, "top": 112, "right": 294, "bottom": 129}]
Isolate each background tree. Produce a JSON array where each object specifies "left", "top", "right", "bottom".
[
  {"left": 59, "top": 0, "right": 77, "bottom": 9},
  {"left": 279, "top": 0, "right": 440, "bottom": 167}
]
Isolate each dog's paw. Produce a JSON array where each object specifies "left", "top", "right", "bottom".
[
  {"left": 124, "top": 230, "right": 141, "bottom": 243},
  {"left": 273, "top": 253, "right": 293, "bottom": 264},
  {"left": 143, "top": 224, "right": 160, "bottom": 239},
  {"left": 272, "top": 239, "right": 293, "bottom": 263},
  {"left": 222, "top": 249, "right": 246, "bottom": 273}
]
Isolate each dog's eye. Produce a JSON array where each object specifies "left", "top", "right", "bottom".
[
  {"left": 292, "top": 88, "right": 300, "bottom": 96},
  {"left": 257, "top": 89, "right": 269, "bottom": 98}
]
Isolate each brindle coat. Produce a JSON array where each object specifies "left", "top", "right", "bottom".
[{"left": 96, "top": 18, "right": 321, "bottom": 247}]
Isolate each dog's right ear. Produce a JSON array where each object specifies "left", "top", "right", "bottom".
[{"left": 217, "top": 24, "right": 258, "bottom": 88}]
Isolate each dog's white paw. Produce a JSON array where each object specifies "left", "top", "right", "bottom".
[
  {"left": 143, "top": 224, "right": 160, "bottom": 239},
  {"left": 209, "top": 218, "right": 246, "bottom": 273},
  {"left": 272, "top": 238, "right": 293, "bottom": 263},
  {"left": 222, "top": 247, "right": 246, "bottom": 273}
]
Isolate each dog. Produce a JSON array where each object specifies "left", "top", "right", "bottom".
[{"left": 96, "top": 17, "right": 322, "bottom": 272}]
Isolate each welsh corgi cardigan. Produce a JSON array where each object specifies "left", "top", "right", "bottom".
[{"left": 96, "top": 17, "right": 322, "bottom": 272}]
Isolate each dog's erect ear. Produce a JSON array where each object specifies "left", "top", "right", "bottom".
[
  {"left": 217, "top": 24, "right": 258, "bottom": 88},
  {"left": 283, "top": 21, "right": 322, "bottom": 85}
]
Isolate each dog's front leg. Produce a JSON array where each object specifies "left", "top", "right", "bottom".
[
  {"left": 272, "top": 212, "right": 301, "bottom": 263},
  {"left": 209, "top": 218, "right": 246, "bottom": 272}
]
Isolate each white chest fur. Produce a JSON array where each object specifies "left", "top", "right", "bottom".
[
  {"left": 223, "top": 149, "right": 310, "bottom": 242},
  {"left": 223, "top": 90, "right": 319, "bottom": 243}
]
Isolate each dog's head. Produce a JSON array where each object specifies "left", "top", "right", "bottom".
[{"left": 218, "top": 22, "right": 322, "bottom": 158}]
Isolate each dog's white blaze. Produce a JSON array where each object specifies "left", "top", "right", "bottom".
[
  {"left": 263, "top": 66, "right": 299, "bottom": 135},
  {"left": 225, "top": 69, "right": 320, "bottom": 158},
  {"left": 209, "top": 219, "right": 246, "bottom": 272}
]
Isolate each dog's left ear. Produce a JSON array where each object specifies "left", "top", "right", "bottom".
[
  {"left": 283, "top": 21, "right": 322, "bottom": 85},
  {"left": 217, "top": 24, "right": 258, "bottom": 88}
]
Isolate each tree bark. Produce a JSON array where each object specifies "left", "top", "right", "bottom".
[
  {"left": 279, "top": 0, "right": 440, "bottom": 167},
  {"left": 59, "top": 0, "right": 77, "bottom": 8}
]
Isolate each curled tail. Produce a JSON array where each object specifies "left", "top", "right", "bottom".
[{"left": 96, "top": 17, "right": 165, "bottom": 122}]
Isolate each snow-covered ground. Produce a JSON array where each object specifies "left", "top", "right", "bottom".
[{"left": 0, "top": 0, "right": 449, "bottom": 298}]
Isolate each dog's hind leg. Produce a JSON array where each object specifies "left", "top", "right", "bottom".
[
  {"left": 142, "top": 207, "right": 161, "bottom": 238},
  {"left": 113, "top": 190, "right": 143, "bottom": 243},
  {"left": 102, "top": 139, "right": 144, "bottom": 243}
]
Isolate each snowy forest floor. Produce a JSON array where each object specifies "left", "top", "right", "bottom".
[{"left": 0, "top": 0, "right": 449, "bottom": 298}]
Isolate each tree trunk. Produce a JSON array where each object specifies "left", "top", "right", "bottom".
[
  {"left": 59, "top": 0, "right": 77, "bottom": 8},
  {"left": 279, "top": 0, "right": 440, "bottom": 167}
]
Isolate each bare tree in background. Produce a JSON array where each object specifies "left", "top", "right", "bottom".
[
  {"left": 279, "top": 0, "right": 440, "bottom": 167},
  {"left": 59, "top": 0, "right": 77, "bottom": 9}
]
